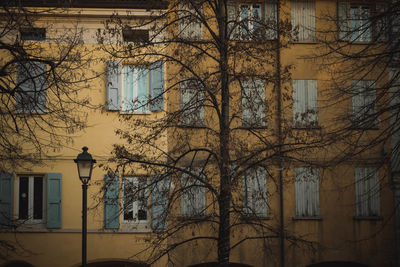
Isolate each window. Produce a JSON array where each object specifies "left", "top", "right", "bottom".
[
  {"left": 180, "top": 79, "right": 205, "bottom": 126},
  {"left": 291, "top": 0, "right": 315, "bottom": 41},
  {"left": 292, "top": 79, "right": 318, "bottom": 127},
  {"left": 16, "top": 61, "right": 47, "bottom": 112},
  {"left": 241, "top": 79, "right": 266, "bottom": 127},
  {"left": 123, "top": 177, "right": 149, "bottom": 223},
  {"left": 17, "top": 175, "right": 44, "bottom": 221},
  {"left": 352, "top": 80, "right": 376, "bottom": 128},
  {"left": 122, "top": 27, "right": 149, "bottom": 44},
  {"left": 178, "top": 2, "right": 203, "bottom": 40},
  {"left": 181, "top": 168, "right": 206, "bottom": 217},
  {"left": 20, "top": 28, "right": 46, "bottom": 41},
  {"left": 294, "top": 167, "right": 319, "bottom": 217},
  {"left": 106, "top": 61, "right": 164, "bottom": 112},
  {"left": 227, "top": 1, "right": 277, "bottom": 40},
  {"left": 242, "top": 167, "right": 267, "bottom": 217},
  {"left": 354, "top": 167, "right": 380, "bottom": 217},
  {"left": 390, "top": 69, "right": 400, "bottom": 172},
  {"left": 338, "top": 2, "right": 372, "bottom": 42},
  {"left": 0, "top": 173, "right": 62, "bottom": 229}
]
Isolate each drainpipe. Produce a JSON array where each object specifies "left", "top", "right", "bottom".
[{"left": 275, "top": 0, "right": 285, "bottom": 266}]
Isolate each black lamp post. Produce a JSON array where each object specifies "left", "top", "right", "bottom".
[{"left": 74, "top": 146, "right": 96, "bottom": 267}]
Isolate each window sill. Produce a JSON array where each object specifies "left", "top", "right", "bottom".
[
  {"left": 290, "top": 40, "right": 318, "bottom": 44},
  {"left": 292, "top": 125, "right": 321, "bottom": 130},
  {"left": 292, "top": 216, "right": 322, "bottom": 220},
  {"left": 353, "top": 216, "right": 383, "bottom": 221},
  {"left": 178, "top": 124, "right": 207, "bottom": 129},
  {"left": 238, "top": 125, "right": 268, "bottom": 130},
  {"left": 241, "top": 214, "right": 270, "bottom": 220},
  {"left": 177, "top": 215, "right": 208, "bottom": 221},
  {"left": 120, "top": 111, "right": 152, "bottom": 115},
  {"left": 14, "top": 110, "right": 47, "bottom": 115}
]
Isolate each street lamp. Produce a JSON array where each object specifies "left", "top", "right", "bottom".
[{"left": 74, "top": 146, "right": 96, "bottom": 267}]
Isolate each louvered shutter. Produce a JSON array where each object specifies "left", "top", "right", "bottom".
[
  {"left": 355, "top": 167, "right": 380, "bottom": 217},
  {"left": 104, "top": 174, "right": 120, "bottom": 229},
  {"left": 151, "top": 175, "right": 169, "bottom": 231},
  {"left": 295, "top": 167, "right": 319, "bottom": 217},
  {"left": 137, "top": 67, "right": 149, "bottom": 112},
  {"left": 0, "top": 173, "right": 14, "bottom": 228},
  {"left": 150, "top": 61, "right": 164, "bottom": 111},
  {"left": 46, "top": 173, "right": 62, "bottom": 228},
  {"left": 291, "top": 1, "right": 315, "bottom": 41},
  {"left": 265, "top": 2, "right": 278, "bottom": 40},
  {"left": 307, "top": 80, "right": 318, "bottom": 125},
  {"left": 227, "top": 2, "right": 239, "bottom": 40},
  {"left": 106, "top": 61, "right": 121, "bottom": 110},
  {"left": 338, "top": 2, "right": 350, "bottom": 40}
]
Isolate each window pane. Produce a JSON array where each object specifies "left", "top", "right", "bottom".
[
  {"left": 19, "top": 177, "right": 29, "bottom": 220},
  {"left": 33, "top": 177, "right": 43, "bottom": 220}
]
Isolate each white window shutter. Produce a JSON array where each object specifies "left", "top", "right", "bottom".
[
  {"left": 181, "top": 168, "right": 206, "bottom": 217},
  {"left": 307, "top": 80, "right": 318, "bottom": 125},
  {"left": 243, "top": 167, "right": 267, "bottom": 217},
  {"left": 180, "top": 80, "right": 204, "bottom": 126},
  {"left": 293, "top": 80, "right": 306, "bottom": 126},
  {"left": 295, "top": 167, "right": 319, "bottom": 217},
  {"left": 355, "top": 167, "right": 380, "bottom": 217},
  {"left": 106, "top": 61, "right": 121, "bottom": 111},
  {"left": 291, "top": 1, "right": 315, "bottom": 41},
  {"left": 242, "top": 80, "right": 265, "bottom": 127},
  {"left": 179, "top": 4, "right": 203, "bottom": 40}
]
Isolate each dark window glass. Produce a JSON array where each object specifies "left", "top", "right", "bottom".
[
  {"left": 20, "top": 28, "right": 46, "bottom": 41},
  {"left": 19, "top": 177, "right": 29, "bottom": 219},
  {"left": 33, "top": 177, "right": 43, "bottom": 219}
]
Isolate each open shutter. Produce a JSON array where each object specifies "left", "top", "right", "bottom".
[
  {"left": 106, "top": 61, "right": 121, "bottom": 111},
  {"left": 338, "top": 2, "right": 350, "bottom": 40},
  {"left": 293, "top": 80, "right": 306, "bottom": 126},
  {"left": 227, "top": 2, "right": 238, "bottom": 40},
  {"left": 265, "top": 2, "right": 278, "bottom": 40},
  {"left": 151, "top": 175, "right": 168, "bottom": 231},
  {"left": 104, "top": 174, "right": 120, "bottom": 229},
  {"left": 46, "top": 173, "right": 62, "bottom": 229},
  {"left": 0, "top": 173, "right": 14, "bottom": 228},
  {"left": 150, "top": 61, "right": 164, "bottom": 111}
]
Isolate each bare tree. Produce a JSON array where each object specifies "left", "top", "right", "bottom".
[
  {"left": 0, "top": 0, "right": 98, "bottom": 172},
  {"left": 97, "top": 0, "right": 328, "bottom": 266}
]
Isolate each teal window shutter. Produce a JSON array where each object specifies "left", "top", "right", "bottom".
[
  {"left": 104, "top": 174, "right": 120, "bottom": 229},
  {"left": 150, "top": 61, "right": 164, "bottom": 111},
  {"left": 106, "top": 61, "right": 121, "bottom": 111},
  {"left": 151, "top": 175, "right": 169, "bottom": 231},
  {"left": 46, "top": 173, "right": 62, "bottom": 229},
  {"left": 0, "top": 173, "right": 14, "bottom": 228}
]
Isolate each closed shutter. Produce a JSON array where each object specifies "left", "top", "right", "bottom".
[
  {"left": 295, "top": 167, "right": 319, "bottom": 217},
  {"left": 150, "top": 61, "right": 164, "bottom": 111},
  {"left": 227, "top": 2, "right": 239, "bottom": 40},
  {"left": 0, "top": 173, "right": 14, "bottom": 228},
  {"left": 390, "top": 69, "right": 400, "bottom": 172},
  {"left": 338, "top": 2, "right": 350, "bottom": 40},
  {"left": 179, "top": 4, "right": 203, "bottom": 40},
  {"left": 104, "top": 174, "right": 120, "bottom": 229},
  {"left": 307, "top": 80, "right": 318, "bottom": 125},
  {"left": 17, "top": 62, "right": 47, "bottom": 112},
  {"left": 293, "top": 80, "right": 306, "bottom": 126},
  {"left": 46, "top": 173, "right": 62, "bottom": 229},
  {"left": 180, "top": 81, "right": 204, "bottom": 126},
  {"left": 265, "top": 2, "right": 278, "bottom": 40},
  {"left": 291, "top": 1, "right": 315, "bottom": 41},
  {"left": 243, "top": 167, "right": 267, "bottom": 216},
  {"left": 242, "top": 80, "right": 266, "bottom": 127},
  {"left": 355, "top": 167, "right": 380, "bottom": 216},
  {"left": 106, "top": 61, "right": 121, "bottom": 110},
  {"left": 181, "top": 168, "right": 206, "bottom": 216},
  {"left": 352, "top": 80, "right": 363, "bottom": 124},
  {"left": 151, "top": 175, "right": 169, "bottom": 230}
]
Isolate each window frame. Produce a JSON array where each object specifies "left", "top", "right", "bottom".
[
  {"left": 16, "top": 175, "right": 45, "bottom": 223},
  {"left": 122, "top": 176, "right": 149, "bottom": 224}
]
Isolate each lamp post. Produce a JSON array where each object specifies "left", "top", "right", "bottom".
[{"left": 74, "top": 146, "right": 96, "bottom": 267}]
